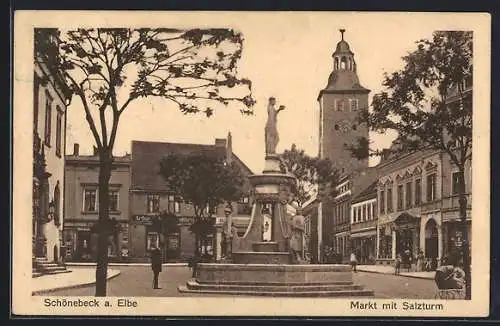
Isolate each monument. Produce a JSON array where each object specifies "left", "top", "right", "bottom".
[{"left": 178, "top": 97, "right": 374, "bottom": 297}]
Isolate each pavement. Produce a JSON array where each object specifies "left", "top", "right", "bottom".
[
  {"left": 66, "top": 262, "right": 188, "bottom": 267},
  {"left": 356, "top": 264, "right": 435, "bottom": 280},
  {"left": 36, "top": 265, "right": 438, "bottom": 299},
  {"left": 32, "top": 268, "right": 121, "bottom": 295}
]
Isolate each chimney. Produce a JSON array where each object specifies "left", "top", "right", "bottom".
[
  {"left": 215, "top": 138, "right": 227, "bottom": 161},
  {"left": 215, "top": 138, "right": 226, "bottom": 148},
  {"left": 73, "top": 143, "right": 79, "bottom": 156},
  {"left": 226, "top": 132, "right": 233, "bottom": 164}
]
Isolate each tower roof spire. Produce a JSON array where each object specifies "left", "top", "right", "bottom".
[{"left": 339, "top": 28, "right": 345, "bottom": 41}]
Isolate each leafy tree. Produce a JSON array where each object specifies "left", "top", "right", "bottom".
[
  {"left": 279, "top": 144, "right": 340, "bottom": 208},
  {"left": 347, "top": 31, "right": 472, "bottom": 299},
  {"left": 159, "top": 152, "right": 245, "bottom": 257},
  {"left": 34, "top": 27, "right": 255, "bottom": 296}
]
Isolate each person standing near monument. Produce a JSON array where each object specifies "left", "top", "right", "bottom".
[
  {"left": 150, "top": 245, "right": 162, "bottom": 289},
  {"left": 265, "top": 97, "right": 285, "bottom": 155},
  {"left": 289, "top": 209, "right": 305, "bottom": 264}
]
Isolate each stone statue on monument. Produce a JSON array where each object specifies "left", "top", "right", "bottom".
[
  {"left": 289, "top": 208, "right": 306, "bottom": 264},
  {"left": 265, "top": 97, "right": 285, "bottom": 155}
]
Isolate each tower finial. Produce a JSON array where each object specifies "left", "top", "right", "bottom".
[{"left": 339, "top": 28, "right": 345, "bottom": 41}]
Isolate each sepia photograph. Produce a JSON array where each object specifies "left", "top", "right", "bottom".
[{"left": 12, "top": 11, "right": 490, "bottom": 317}]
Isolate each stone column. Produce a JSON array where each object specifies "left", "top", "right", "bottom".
[
  {"left": 376, "top": 227, "right": 380, "bottom": 260},
  {"left": 391, "top": 229, "right": 396, "bottom": 259}
]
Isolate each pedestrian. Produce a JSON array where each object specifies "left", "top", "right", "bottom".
[
  {"left": 394, "top": 254, "right": 401, "bottom": 275},
  {"left": 416, "top": 249, "right": 424, "bottom": 272},
  {"left": 435, "top": 255, "right": 465, "bottom": 289},
  {"left": 150, "top": 245, "right": 162, "bottom": 289},
  {"left": 350, "top": 251, "right": 358, "bottom": 272}
]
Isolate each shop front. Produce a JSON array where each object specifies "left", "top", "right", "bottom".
[
  {"left": 393, "top": 213, "right": 420, "bottom": 260},
  {"left": 64, "top": 220, "right": 129, "bottom": 262},
  {"left": 351, "top": 229, "right": 376, "bottom": 264},
  {"left": 442, "top": 218, "right": 471, "bottom": 267},
  {"left": 129, "top": 215, "right": 196, "bottom": 262}
]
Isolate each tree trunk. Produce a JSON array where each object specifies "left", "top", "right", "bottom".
[
  {"left": 457, "top": 167, "right": 471, "bottom": 300},
  {"left": 95, "top": 148, "right": 112, "bottom": 297}
]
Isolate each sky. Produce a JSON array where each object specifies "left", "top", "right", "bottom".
[{"left": 65, "top": 12, "right": 447, "bottom": 173}]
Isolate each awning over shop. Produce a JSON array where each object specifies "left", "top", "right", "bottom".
[{"left": 351, "top": 229, "right": 376, "bottom": 238}]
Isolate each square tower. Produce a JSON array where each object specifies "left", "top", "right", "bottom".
[{"left": 318, "top": 29, "right": 370, "bottom": 174}]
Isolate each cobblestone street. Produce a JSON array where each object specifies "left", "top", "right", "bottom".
[{"left": 38, "top": 266, "right": 438, "bottom": 299}]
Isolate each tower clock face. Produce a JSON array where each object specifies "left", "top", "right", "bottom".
[{"left": 337, "top": 119, "right": 350, "bottom": 133}]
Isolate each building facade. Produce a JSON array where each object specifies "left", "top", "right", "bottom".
[
  {"left": 33, "top": 29, "right": 72, "bottom": 262},
  {"left": 128, "top": 133, "right": 254, "bottom": 262},
  {"left": 375, "top": 148, "right": 472, "bottom": 266},
  {"left": 63, "top": 146, "right": 131, "bottom": 262}
]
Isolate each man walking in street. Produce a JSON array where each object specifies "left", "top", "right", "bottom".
[{"left": 150, "top": 245, "right": 162, "bottom": 289}]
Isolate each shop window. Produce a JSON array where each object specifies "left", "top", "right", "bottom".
[
  {"left": 387, "top": 188, "right": 393, "bottom": 213},
  {"left": 406, "top": 182, "right": 412, "bottom": 208},
  {"left": 147, "top": 194, "right": 160, "bottom": 213},
  {"left": 397, "top": 185, "right": 404, "bottom": 210},
  {"left": 452, "top": 172, "right": 461, "bottom": 195},
  {"left": 109, "top": 190, "right": 119, "bottom": 211},
  {"left": 415, "top": 179, "right": 422, "bottom": 205},
  {"left": 83, "top": 188, "right": 97, "bottom": 212},
  {"left": 146, "top": 232, "right": 160, "bottom": 251},
  {"left": 426, "top": 173, "right": 437, "bottom": 202}
]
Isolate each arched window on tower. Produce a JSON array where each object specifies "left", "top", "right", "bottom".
[
  {"left": 334, "top": 57, "right": 339, "bottom": 70},
  {"left": 348, "top": 58, "right": 353, "bottom": 71},
  {"left": 341, "top": 57, "right": 347, "bottom": 70}
]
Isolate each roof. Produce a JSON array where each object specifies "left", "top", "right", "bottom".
[
  {"left": 352, "top": 180, "right": 378, "bottom": 204},
  {"left": 334, "top": 40, "right": 353, "bottom": 55},
  {"left": 130, "top": 140, "right": 252, "bottom": 191},
  {"left": 320, "top": 70, "right": 370, "bottom": 95}
]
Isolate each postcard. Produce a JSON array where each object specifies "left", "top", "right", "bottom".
[{"left": 12, "top": 11, "right": 490, "bottom": 317}]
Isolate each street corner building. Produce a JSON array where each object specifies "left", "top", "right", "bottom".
[
  {"left": 33, "top": 29, "right": 73, "bottom": 267},
  {"left": 127, "top": 134, "right": 254, "bottom": 262},
  {"left": 63, "top": 147, "right": 131, "bottom": 262}
]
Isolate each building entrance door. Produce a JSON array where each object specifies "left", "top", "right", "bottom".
[
  {"left": 425, "top": 219, "right": 439, "bottom": 258},
  {"left": 396, "top": 229, "right": 413, "bottom": 256},
  {"left": 77, "top": 231, "right": 91, "bottom": 261}
]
